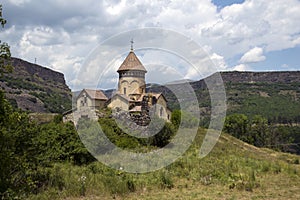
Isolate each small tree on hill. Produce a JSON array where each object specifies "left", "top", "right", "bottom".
[{"left": 0, "top": 4, "right": 12, "bottom": 75}]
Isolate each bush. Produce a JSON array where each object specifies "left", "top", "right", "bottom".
[
  {"left": 148, "top": 118, "right": 175, "bottom": 147},
  {"left": 159, "top": 171, "right": 174, "bottom": 189}
]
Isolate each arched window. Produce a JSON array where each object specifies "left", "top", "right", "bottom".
[
  {"left": 83, "top": 93, "right": 87, "bottom": 106},
  {"left": 160, "top": 107, "right": 163, "bottom": 117}
]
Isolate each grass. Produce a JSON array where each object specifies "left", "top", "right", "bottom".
[{"left": 27, "top": 128, "right": 300, "bottom": 200}]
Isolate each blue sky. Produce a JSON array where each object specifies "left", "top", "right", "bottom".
[
  {"left": 212, "top": 0, "right": 245, "bottom": 9},
  {"left": 1, "top": 0, "right": 300, "bottom": 89},
  {"left": 212, "top": 0, "right": 300, "bottom": 72}
]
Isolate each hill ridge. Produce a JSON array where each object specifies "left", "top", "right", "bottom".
[{"left": 0, "top": 57, "right": 71, "bottom": 113}]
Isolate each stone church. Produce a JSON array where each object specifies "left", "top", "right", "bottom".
[
  {"left": 107, "top": 44, "right": 171, "bottom": 123},
  {"left": 65, "top": 43, "right": 171, "bottom": 124}
]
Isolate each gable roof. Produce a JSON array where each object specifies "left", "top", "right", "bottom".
[
  {"left": 117, "top": 51, "right": 147, "bottom": 72},
  {"left": 137, "top": 93, "right": 167, "bottom": 102},
  {"left": 79, "top": 89, "right": 108, "bottom": 100},
  {"left": 112, "top": 93, "right": 130, "bottom": 102}
]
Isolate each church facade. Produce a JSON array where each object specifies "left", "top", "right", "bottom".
[
  {"left": 107, "top": 46, "right": 171, "bottom": 122},
  {"left": 66, "top": 44, "right": 171, "bottom": 124}
]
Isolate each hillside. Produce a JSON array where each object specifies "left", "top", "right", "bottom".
[
  {"left": 28, "top": 127, "right": 300, "bottom": 200},
  {"left": 1, "top": 65, "right": 300, "bottom": 199},
  {"left": 148, "top": 71, "right": 300, "bottom": 123},
  {"left": 147, "top": 71, "right": 300, "bottom": 154},
  {"left": 0, "top": 57, "right": 72, "bottom": 113}
]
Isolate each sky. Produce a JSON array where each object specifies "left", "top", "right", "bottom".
[{"left": 1, "top": 0, "right": 300, "bottom": 90}]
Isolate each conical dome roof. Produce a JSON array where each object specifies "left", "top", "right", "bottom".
[{"left": 117, "top": 51, "right": 147, "bottom": 72}]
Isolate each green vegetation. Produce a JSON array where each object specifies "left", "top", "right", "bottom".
[
  {"left": 171, "top": 109, "right": 199, "bottom": 129},
  {"left": 226, "top": 82, "right": 300, "bottom": 124},
  {"left": 224, "top": 114, "right": 299, "bottom": 154},
  {"left": 78, "top": 109, "right": 176, "bottom": 151},
  {"left": 0, "top": 75, "right": 72, "bottom": 113},
  {"left": 29, "top": 91, "right": 71, "bottom": 113},
  {"left": 155, "top": 81, "right": 300, "bottom": 127},
  {"left": 1, "top": 76, "right": 44, "bottom": 91},
  {"left": 160, "top": 81, "right": 300, "bottom": 155},
  {"left": 0, "top": 5, "right": 12, "bottom": 75},
  {"left": 1, "top": 90, "right": 300, "bottom": 199},
  {"left": 0, "top": 90, "right": 94, "bottom": 198},
  {"left": 0, "top": 75, "right": 71, "bottom": 113},
  {"left": 1, "top": 5, "right": 299, "bottom": 199}
]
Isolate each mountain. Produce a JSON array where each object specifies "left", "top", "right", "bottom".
[
  {"left": 2, "top": 58, "right": 299, "bottom": 120},
  {"left": 148, "top": 71, "right": 300, "bottom": 122},
  {"left": 147, "top": 71, "right": 300, "bottom": 154},
  {"left": 0, "top": 57, "right": 72, "bottom": 113}
]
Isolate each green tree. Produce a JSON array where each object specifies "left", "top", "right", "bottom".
[
  {"left": 224, "top": 114, "right": 249, "bottom": 139},
  {"left": 148, "top": 116, "right": 175, "bottom": 147},
  {"left": 171, "top": 109, "right": 199, "bottom": 129},
  {"left": 35, "top": 121, "right": 95, "bottom": 165},
  {"left": 0, "top": 90, "right": 40, "bottom": 196},
  {"left": 0, "top": 5, "right": 12, "bottom": 75},
  {"left": 171, "top": 109, "right": 181, "bottom": 129},
  {"left": 249, "top": 115, "right": 269, "bottom": 147}
]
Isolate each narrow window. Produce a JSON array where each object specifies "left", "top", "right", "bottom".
[
  {"left": 124, "top": 87, "right": 127, "bottom": 95},
  {"left": 83, "top": 93, "right": 87, "bottom": 106},
  {"left": 160, "top": 107, "right": 163, "bottom": 117}
]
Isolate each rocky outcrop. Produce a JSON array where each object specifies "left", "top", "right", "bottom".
[
  {"left": 0, "top": 57, "right": 72, "bottom": 113},
  {"left": 10, "top": 57, "right": 69, "bottom": 90},
  {"left": 219, "top": 71, "right": 300, "bottom": 84}
]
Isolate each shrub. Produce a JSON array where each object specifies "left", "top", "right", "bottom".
[{"left": 159, "top": 171, "right": 174, "bottom": 189}]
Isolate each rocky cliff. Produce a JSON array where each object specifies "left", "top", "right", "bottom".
[
  {"left": 0, "top": 57, "right": 72, "bottom": 113},
  {"left": 220, "top": 71, "right": 300, "bottom": 84}
]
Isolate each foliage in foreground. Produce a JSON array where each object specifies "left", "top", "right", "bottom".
[
  {"left": 0, "top": 5, "right": 12, "bottom": 76},
  {"left": 27, "top": 128, "right": 300, "bottom": 200},
  {"left": 0, "top": 90, "right": 94, "bottom": 198},
  {"left": 1, "top": 89, "right": 300, "bottom": 199},
  {"left": 0, "top": 92, "right": 179, "bottom": 198}
]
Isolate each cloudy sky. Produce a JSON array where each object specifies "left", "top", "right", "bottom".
[{"left": 1, "top": 0, "right": 300, "bottom": 90}]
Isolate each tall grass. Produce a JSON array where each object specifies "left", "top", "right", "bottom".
[{"left": 28, "top": 128, "right": 300, "bottom": 199}]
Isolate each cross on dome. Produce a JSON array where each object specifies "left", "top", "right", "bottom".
[{"left": 130, "top": 39, "right": 134, "bottom": 51}]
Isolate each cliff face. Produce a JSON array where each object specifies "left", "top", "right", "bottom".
[
  {"left": 10, "top": 57, "right": 69, "bottom": 90},
  {"left": 0, "top": 57, "right": 72, "bottom": 113},
  {"left": 189, "top": 71, "right": 300, "bottom": 89},
  {"left": 220, "top": 71, "right": 300, "bottom": 84}
]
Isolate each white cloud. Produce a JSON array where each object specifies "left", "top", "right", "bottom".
[
  {"left": 210, "top": 53, "right": 227, "bottom": 70},
  {"left": 7, "top": 0, "right": 31, "bottom": 6},
  {"left": 201, "top": 0, "right": 300, "bottom": 57},
  {"left": 2, "top": 0, "right": 300, "bottom": 89},
  {"left": 105, "top": 0, "right": 127, "bottom": 16},
  {"left": 239, "top": 47, "right": 266, "bottom": 63},
  {"left": 232, "top": 64, "right": 252, "bottom": 71}
]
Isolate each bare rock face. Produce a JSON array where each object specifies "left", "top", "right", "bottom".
[
  {"left": 0, "top": 57, "right": 72, "bottom": 113},
  {"left": 219, "top": 71, "right": 300, "bottom": 84}
]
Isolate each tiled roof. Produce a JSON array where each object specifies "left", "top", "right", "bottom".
[
  {"left": 84, "top": 89, "right": 108, "bottom": 100},
  {"left": 117, "top": 51, "right": 147, "bottom": 72}
]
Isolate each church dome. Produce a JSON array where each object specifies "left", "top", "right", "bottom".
[{"left": 117, "top": 51, "right": 147, "bottom": 73}]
